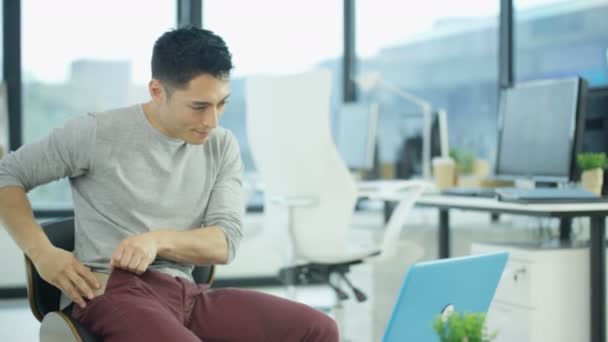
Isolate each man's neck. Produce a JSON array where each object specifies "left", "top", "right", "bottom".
[{"left": 142, "top": 101, "right": 172, "bottom": 138}]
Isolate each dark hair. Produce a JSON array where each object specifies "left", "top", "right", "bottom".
[{"left": 151, "top": 27, "right": 233, "bottom": 90}]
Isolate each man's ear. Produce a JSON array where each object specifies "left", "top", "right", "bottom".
[{"left": 149, "top": 79, "right": 166, "bottom": 104}]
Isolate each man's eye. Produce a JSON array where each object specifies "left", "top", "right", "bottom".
[{"left": 192, "top": 106, "right": 207, "bottom": 111}]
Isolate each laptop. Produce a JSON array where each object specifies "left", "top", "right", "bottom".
[{"left": 382, "top": 252, "right": 508, "bottom": 342}]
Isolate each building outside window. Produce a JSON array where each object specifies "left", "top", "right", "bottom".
[{"left": 22, "top": 0, "right": 175, "bottom": 209}]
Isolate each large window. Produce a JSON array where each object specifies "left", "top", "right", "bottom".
[
  {"left": 22, "top": 0, "right": 175, "bottom": 208},
  {"left": 203, "top": 1, "right": 343, "bottom": 176},
  {"left": 356, "top": 1, "right": 500, "bottom": 179},
  {"left": 514, "top": 0, "right": 608, "bottom": 86}
]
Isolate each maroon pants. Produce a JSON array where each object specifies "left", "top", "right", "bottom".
[{"left": 71, "top": 269, "right": 339, "bottom": 342}]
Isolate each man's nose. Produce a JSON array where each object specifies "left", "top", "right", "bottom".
[{"left": 202, "top": 108, "right": 218, "bottom": 128}]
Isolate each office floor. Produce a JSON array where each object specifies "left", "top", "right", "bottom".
[
  {"left": 0, "top": 299, "right": 38, "bottom": 341},
  {"left": 0, "top": 208, "right": 560, "bottom": 341}
]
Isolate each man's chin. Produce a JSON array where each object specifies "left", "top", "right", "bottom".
[{"left": 184, "top": 137, "right": 208, "bottom": 145}]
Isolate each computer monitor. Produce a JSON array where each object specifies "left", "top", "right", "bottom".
[
  {"left": 582, "top": 86, "right": 608, "bottom": 193},
  {"left": 334, "top": 102, "right": 379, "bottom": 170},
  {"left": 495, "top": 77, "right": 588, "bottom": 183},
  {"left": 396, "top": 111, "right": 447, "bottom": 179},
  {"left": 582, "top": 86, "right": 608, "bottom": 154}
]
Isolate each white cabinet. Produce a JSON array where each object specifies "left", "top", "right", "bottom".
[
  {"left": 486, "top": 302, "right": 532, "bottom": 342},
  {"left": 472, "top": 242, "right": 589, "bottom": 342}
]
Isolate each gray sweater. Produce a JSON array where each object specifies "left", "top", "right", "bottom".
[{"left": 0, "top": 104, "right": 244, "bottom": 281}]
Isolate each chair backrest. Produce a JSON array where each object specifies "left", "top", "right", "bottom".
[
  {"left": 26, "top": 218, "right": 74, "bottom": 321},
  {"left": 26, "top": 217, "right": 215, "bottom": 321},
  {"left": 245, "top": 70, "right": 358, "bottom": 263}
]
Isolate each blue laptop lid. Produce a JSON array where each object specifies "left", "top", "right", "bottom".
[{"left": 382, "top": 252, "right": 508, "bottom": 342}]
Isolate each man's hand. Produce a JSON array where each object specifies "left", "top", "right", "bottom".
[
  {"left": 31, "top": 246, "right": 100, "bottom": 308},
  {"left": 110, "top": 232, "right": 158, "bottom": 274}
]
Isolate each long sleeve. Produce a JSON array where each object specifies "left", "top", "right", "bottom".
[
  {"left": 0, "top": 114, "right": 96, "bottom": 192},
  {"left": 202, "top": 130, "right": 244, "bottom": 263}
]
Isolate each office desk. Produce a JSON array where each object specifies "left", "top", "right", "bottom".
[{"left": 417, "top": 195, "right": 608, "bottom": 342}]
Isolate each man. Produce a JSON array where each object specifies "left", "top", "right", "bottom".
[{"left": 0, "top": 27, "right": 339, "bottom": 341}]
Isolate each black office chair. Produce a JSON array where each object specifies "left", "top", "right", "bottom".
[{"left": 25, "top": 217, "right": 216, "bottom": 342}]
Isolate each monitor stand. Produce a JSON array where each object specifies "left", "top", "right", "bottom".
[
  {"left": 513, "top": 179, "right": 536, "bottom": 190},
  {"left": 350, "top": 170, "right": 364, "bottom": 182}
]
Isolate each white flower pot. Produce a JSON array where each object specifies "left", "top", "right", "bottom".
[{"left": 581, "top": 168, "right": 604, "bottom": 196}]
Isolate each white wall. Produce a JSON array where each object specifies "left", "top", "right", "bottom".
[{"left": 0, "top": 225, "right": 27, "bottom": 288}]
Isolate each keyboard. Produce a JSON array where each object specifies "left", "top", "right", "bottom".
[
  {"left": 442, "top": 187, "right": 497, "bottom": 198},
  {"left": 443, "top": 187, "right": 604, "bottom": 203},
  {"left": 495, "top": 187, "right": 601, "bottom": 203}
]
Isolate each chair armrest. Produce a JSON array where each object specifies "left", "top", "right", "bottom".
[
  {"left": 192, "top": 265, "right": 216, "bottom": 287},
  {"left": 25, "top": 256, "right": 44, "bottom": 322},
  {"left": 40, "top": 310, "right": 99, "bottom": 342}
]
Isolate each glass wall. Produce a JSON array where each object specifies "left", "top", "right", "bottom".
[
  {"left": 356, "top": 1, "right": 500, "bottom": 179},
  {"left": 22, "top": 0, "right": 176, "bottom": 208},
  {"left": 18, "top": 0, "right": 606, "bottom": 208},
  {"left": 514, "top": 0, "right": 608, "bottom": 86}
]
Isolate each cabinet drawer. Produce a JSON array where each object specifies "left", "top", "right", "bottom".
[
  {"left": 486, "top": 301, "right": 532, "bottom": 342},
  {"left": 493, "top": 259, "right": 532, "bottom": 308}
]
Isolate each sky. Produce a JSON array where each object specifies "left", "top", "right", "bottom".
[
  {"left": 19, "top": 0, "right": 585, "bottom": 84},
  {"left": 22, "top": 0, "right": 175, "bottom": 83}
]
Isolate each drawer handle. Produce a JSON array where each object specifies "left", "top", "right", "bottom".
[{"left": 513, "top": 267, "right": 527, "bottom": 282}]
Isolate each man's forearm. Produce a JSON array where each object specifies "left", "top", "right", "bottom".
[
  {"left": 152, "top": 226, "right": 229, "bottom": 265},
  {"left": 0, "top": 186, "right": 54, "bottom": 262}
]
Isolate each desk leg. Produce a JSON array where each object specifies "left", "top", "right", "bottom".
[
  {"left": 439, "top": 209, "right": 450, "bottom": 259},
  {"left": 590, "top": 216, "right": 605, "bottom": 342},
  {"left": 383, "top": 201, "right": 396, "bottom": 224},
  {"left": 560, "top": 217, "right": 572, "bottom": 241}
]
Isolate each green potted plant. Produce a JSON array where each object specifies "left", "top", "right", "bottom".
[
  {"left": 449, "top": 148, "right": 475, "bottom": 175},
  {"left": 577, "top": 152, "right": 607, "bottom": 196},
  {"left": 449, "top": 148, "right": 476, "bottom": 187},
  {"left": 433, "top": 312, "right": 497, "bottom": 342}
]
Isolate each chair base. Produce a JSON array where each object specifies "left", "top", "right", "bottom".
[
  {"left": 278, "top": 260, "right": 363, "bottom": 285},
  {"left": 278, "top": 259, "right": 369, "bottom": 302}
]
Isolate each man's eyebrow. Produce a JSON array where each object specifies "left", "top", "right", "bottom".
[{"left": 190, "top": 94, "right": 231, "bottom": 106}]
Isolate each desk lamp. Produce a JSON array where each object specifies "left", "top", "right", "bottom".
[{"left": 354, "top": 72, "right": 448, "bottom": 180}]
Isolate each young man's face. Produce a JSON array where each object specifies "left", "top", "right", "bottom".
[{"left": 152, "top": 73, "right": 230, "bottom": 145}]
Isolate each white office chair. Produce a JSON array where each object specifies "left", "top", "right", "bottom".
[{"left": 244, "top": 70, "right": 427, "bottom": 316}]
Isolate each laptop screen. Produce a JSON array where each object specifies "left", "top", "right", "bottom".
[{"left": 382, "top": 252, "right": 508, "bottom": 342}]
